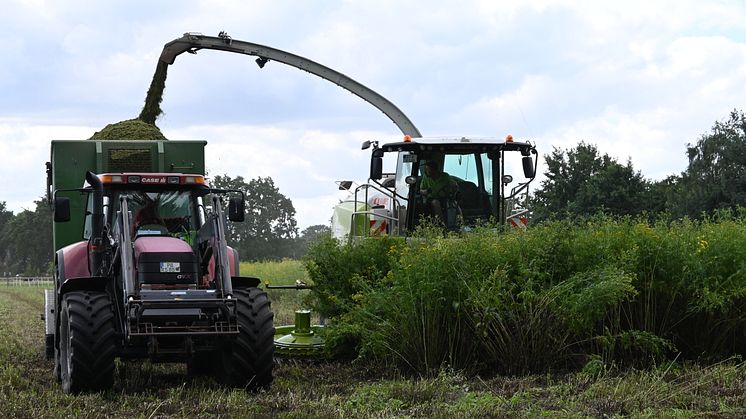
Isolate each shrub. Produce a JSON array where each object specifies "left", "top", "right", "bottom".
[{"left": 305, "top": 215, "right": 746, "bottom": 375}]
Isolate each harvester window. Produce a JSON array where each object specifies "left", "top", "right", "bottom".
[
  {"left": 480, "top": 153, "right": 494, "bottom": 200},
  {"left": 394, "top": 152, "right": 414, "bottom": 202},
  {"left": 443, "top": 154, "right": 478, "bottom": 184}
]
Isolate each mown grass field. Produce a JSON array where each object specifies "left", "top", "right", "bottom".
[
  {"left": 240, "top": 259, "right": 312, "bottom": 326},
  {"left": 0, "top": 259, "right": 744, "bottom": 417}
]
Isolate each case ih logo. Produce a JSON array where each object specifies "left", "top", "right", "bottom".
[{"left": 141, "top": 177, "right": 167, "bottom": 184}]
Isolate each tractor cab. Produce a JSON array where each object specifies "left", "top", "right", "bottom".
[
  {"left": 71, "top": 172, "right": 245, "bottom": 290},
  {"left": 335, "top": 136, "right": 537, "bottom": 238}
]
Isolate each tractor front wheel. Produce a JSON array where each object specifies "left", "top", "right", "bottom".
[
  {"left": 59, "top": 290, "right": 117, "bottom": 393},
  {"left": 219, "top": 287, "right": 274, "bottom": 390}
]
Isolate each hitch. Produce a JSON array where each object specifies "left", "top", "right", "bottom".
[{"left": 265, "top": 280, "right": 312, "bottom": 290}]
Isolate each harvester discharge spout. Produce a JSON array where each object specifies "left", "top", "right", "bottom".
[{"left": 158, "top": 32, "right": 422, "bottom": 137}]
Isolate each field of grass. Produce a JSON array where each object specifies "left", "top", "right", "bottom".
[
  {"left": 1, "top": 277, "right": 745, "bottom": 416},
  {"left": 240, "top": 259, "right": 313, "bottom": 326}
]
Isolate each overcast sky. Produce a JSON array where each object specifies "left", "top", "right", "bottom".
[{"left": 2, "top": 0, "right": 746, "bottom": 229}]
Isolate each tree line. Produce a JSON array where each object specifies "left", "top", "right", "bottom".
[
  {"left": 0, "top": 200, "right": 52, "bottom": 276},
  {"left": 532, "top": 109, "right": 746, "bottom": 222},
  {"left": 210, "top": 175, "right": 330, "bottom": 261}
]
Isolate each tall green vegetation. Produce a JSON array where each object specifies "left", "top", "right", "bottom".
[
  {"left": 2, "top": 285, "right": 744, "bottom": 416},
  {"left": 306, "top": 216, "right": 746, "bottom": 375}
]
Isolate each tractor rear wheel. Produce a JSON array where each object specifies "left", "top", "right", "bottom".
[
  {"left": 59, "top": 290, "right": 117, "bottom": 393},
  {"left": 219, "top": 287, "right": 274, "bottom": 390}
]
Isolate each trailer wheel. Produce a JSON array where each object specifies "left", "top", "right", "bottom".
[
  {"left": 219, "top": 288, "right": 274, "bottom": 390},
  {"left": 59, "top": 290, "right": 117, "bottom": 393}
]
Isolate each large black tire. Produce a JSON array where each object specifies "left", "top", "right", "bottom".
[
  {"left": 58, "top": 290, "right": 117, "bottom": 394},
  {"left": 219, "top": 288, "right": 274, "bottom": 390}
]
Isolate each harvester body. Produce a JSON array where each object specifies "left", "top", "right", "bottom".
[
  {"left": 334, "top": 136, "right": 538, "bottom": 238},
  {"left": 44, "top": 140, "right": 274, "bottom": 393}
]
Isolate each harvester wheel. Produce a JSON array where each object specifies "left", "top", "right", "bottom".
[
  {"left": 59, "top": 290, "right": 117, "bottom": 393},
  {"left": 219, "top": 287, "right": 274, "bottom": 390}
]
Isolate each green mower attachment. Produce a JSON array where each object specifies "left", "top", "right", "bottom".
[{"left": 266, "top": 282, "right": 327, "bottom": 358}]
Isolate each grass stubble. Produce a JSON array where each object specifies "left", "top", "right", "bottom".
[{"left": 1, "top": 263, "right": 744, "bottom": 418}]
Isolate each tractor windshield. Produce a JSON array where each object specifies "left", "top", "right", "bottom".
[
  {"left": 83, "top": 189, "right": 202, "bottom": 243},
  {"left": 126, "top": 190, "right": 199, "bottom": 237}
]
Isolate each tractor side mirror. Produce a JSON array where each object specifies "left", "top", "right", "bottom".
[
  {"left": 228, "top": 197, "right": 245, "bottom": 222},
  {"left": 54, "top": 197, "right": 71, "bottom": 222},
  {"left": 370, "top": 156, "right": 383, "bottom": 180},
  {"left": 522, "top": 156, "right": 535, "bottom": 178},
  {"left": 338, "top": 180, "right": 353, "bottom": 191}
]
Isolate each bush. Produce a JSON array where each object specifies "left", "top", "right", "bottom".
[{"left": 305, "top": 216, "right": 746, "bottom": 375}]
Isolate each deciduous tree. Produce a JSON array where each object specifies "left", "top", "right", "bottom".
[
  {"left": 211, "top": 175, "right": 299, "bottom": 260},
  {"left": 671, "top": 109, "right": 746, "bottom": 218},
  {"left": 1, "top": 200, "right": 51, "bottom": 275},
  {"left": 532, "top": 142, "right": 654, "bottom": 220}
]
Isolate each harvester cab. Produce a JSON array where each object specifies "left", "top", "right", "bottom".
[{"left": 333, "top": 136, "right": 537, "bottom": 238}]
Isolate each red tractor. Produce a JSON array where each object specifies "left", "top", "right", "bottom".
[{"left": 45, "top": 141, "right": 274, "bottom": 392}]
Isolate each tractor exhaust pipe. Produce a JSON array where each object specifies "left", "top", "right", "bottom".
[{"left": 85, "top": 171, "right": 105, "bottom": 276}]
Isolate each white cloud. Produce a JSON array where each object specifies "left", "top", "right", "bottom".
[
  {"left": 0, "top": 119, "right": 97, "bottom": 211},
  {"left": 452, "top": 74, "right": 560, "bottom": 137},
  {"left": 549, "top": 109, "right": 678, "bottom": 180},
  {"left": 164, "top": 123, "right": 386, "bottom": 228}
]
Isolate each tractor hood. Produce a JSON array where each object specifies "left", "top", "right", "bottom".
[
  {"left": 134, "top": 236, "right": 192, "bottom": 255},
  {"left": 134, "top": 236, "right": 198, "bottom": 287}
]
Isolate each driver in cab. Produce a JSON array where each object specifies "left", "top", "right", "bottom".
[
  {"left": 420, "top": 159, "right": 458, "bottom": 221},
  {"left": 133, "top": 197, "right": 167, "bottom": 236}
]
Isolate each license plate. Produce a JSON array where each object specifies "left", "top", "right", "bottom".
[{"left": 160, "top": 262, "right": 181, "bottom": 273}]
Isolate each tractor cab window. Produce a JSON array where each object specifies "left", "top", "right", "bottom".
[
  {"left": 83, "top": 194, "right": 110, "bottom": 240},
  {"left": 480, "top": 153, "right": 494, "bottom": 202},
  {"left": 122, "top": 190, "right": 198, "bottom": 242}
]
